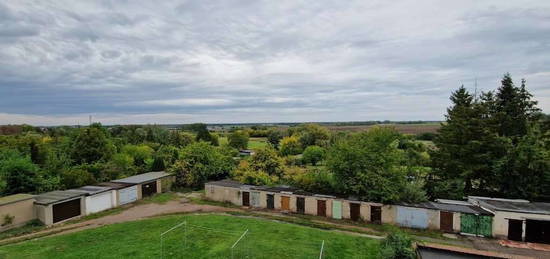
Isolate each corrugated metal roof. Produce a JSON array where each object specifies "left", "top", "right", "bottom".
[
  {"left": 112, "top": 171, "right": 171, "bottom": 184},
  {"left": 69, "top": 186, "right": 112, "bottom": 196},
  {"left": 34, "top": 190, "right": 84, "bottom": 205},
  {"left": 396, "top": 202, "right": 440, "bottom": 210},
  {"left": 0, "top": 193, "right": 34, "bottom": 206},
  {"left": 474, "top": 197, "right": 550, "bottom": 215},
  {"left": 396, "top": 201, "right": 492, "bottom": 215},
  {"left": 432, "top": 202, "right": 492, "bottom": 215}
]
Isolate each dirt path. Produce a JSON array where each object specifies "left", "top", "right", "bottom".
[{"left": 1, "top": 198, "right": 238, "bottom": 245}]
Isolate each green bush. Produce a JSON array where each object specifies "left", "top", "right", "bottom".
[
  {"left": 1, "top": 214, "right": 14, "bottom": 226},
  {"left": 378, "top": 231, "right": 415, "bottom": 259}
]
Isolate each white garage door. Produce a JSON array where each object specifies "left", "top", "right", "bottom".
[
  {"left": 119, "top": 185, "right": 138, "bottom": 205},
  {"left": 87, "top": 192, "right": 113, "bottom": 214}
]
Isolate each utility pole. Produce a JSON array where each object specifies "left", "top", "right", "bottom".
[
  {"left": 474, "top": 77, "right": 478, "bottom": 101},
  {"left": 89, "top": 115, "right": 92, "bottom": 125}
]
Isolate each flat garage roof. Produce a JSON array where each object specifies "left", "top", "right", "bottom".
[
  {"left": 112, "top": 171, "right": 171, "bottom": 184},
  {"left": 34, "top": 190, "right": 85, "bottom": 206},
  {"left": 0, "top": 193, "right": 34, "bottom": 206},
  {"left": 70, "top": 186, "right": 113, "bottom": 196}
]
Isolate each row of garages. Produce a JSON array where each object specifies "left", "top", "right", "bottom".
[
  {"left": 205, "top": 180, "right": 550, "bottom": 244},
  {"left": 0, "top": 171, "right": 174, "bottom": 229}
]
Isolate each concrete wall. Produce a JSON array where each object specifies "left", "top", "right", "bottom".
[
  {"left": 0, "top": 199, "right": 36, "bottom": 231},
  {"left": 156, "top": 180, "right": 162, "bottom": 194},
  {"left": 453, "top": 212, "right": 461, "bottom": 232},
  {"left": 491, "top": 211, "right": 550, "bottom": 239},
  {"left": 342, "top": 201, "right": 350, "bottom": 219},
  {"left": 274, "top": 194, "right": 281, "bottom": 210},
  {"left": 304, "top": 196, "right": 316, "bottom": 215},
  {"left": 381, "top": 205, "right": 395, "bottom": 224},
  {"left": 161, "top": 176, "right": 175, "bottom": 192},
  {"left": 35, "top": 204, "right": 51, "bottom": 225},
  {"left": 204, "top": 184, "right": 241, "bottom": 205},
  {"left": 136, "top": 184, "right": 143, "bottom": 199}
]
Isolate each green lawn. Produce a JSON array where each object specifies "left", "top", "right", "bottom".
[
  {"left": 0, "top": 214, "right": 380, "bottom": 259},
  {"left": 219, "top": 137, "right": 268, "bottom": 150},
  {"left": 248, "top": 137, "right": 268, "bottom": 150}
]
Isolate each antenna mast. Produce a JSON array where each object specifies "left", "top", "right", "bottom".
[{"left": 474, "top": 77, "right": 478, "bottom": 101}]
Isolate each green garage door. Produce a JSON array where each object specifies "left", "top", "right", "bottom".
[
  {"left": 332, "top": 201, "right": 342, "bottom": 219},
  {"left": 461, "top": 214, "right": 492, "bottom": 237}
]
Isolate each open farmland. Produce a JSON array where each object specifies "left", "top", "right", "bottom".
[
  {"left": 0, "top": 214, "right": 380, "bottom": 259},
  {"left": 325, "top": 123, "right": 441, "bottom": 134}
]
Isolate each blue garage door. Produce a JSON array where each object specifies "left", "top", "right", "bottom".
[{"left": 397, "top": 206, "right": 429, "bottom": 229}]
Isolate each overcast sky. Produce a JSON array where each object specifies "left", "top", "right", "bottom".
[{"left": 1, "top": 1, "right": 549, "bottom": 125}]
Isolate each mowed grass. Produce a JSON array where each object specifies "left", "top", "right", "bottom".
[
  {"left": 0, "top": 214, "right": 380, "bottom": 259},
  {"left": 248, "top": 137, "right": 268, "bottom": 149},
  {"left": 219, "top": 137, "right": 268, "bottom": 150}
]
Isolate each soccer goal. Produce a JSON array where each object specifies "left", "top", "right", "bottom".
[
  {"left": 159, "top": 220, "right": 250, "bottom": 259},
  {"left": 159, "top": 220, "right": 325, "bottom": 258}
]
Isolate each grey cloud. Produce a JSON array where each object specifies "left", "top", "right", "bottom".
[{"left": 0, "top": 0, "right": 549, "bottom": 125}]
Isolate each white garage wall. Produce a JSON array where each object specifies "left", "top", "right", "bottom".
[{"left": 86, "top": 192, "right": 113, "bottom": 215}]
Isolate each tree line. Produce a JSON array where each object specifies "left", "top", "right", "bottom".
[{"left": 0, "top": 73, "right": 548, "bottom": 203}]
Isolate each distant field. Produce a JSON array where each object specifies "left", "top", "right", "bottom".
[
  {"left": 248, "top": 137, "right": 268, "bottom": 149},
  {"left": 0, "top": 214, "right": 380, "bottom": 259},
  {"left": 325, "top": 123, "right": 441, "bottom": 134},
  {"left": 219, "top": 137, "right": 268, "bottom": 150}
]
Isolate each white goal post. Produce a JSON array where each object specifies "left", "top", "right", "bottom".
[{"left": 160, "top": 221, "right": 187, "bottom": 259}]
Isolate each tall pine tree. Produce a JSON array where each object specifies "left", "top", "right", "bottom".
[{"left": 428, "top": 86, "right": 494, "bottom": 198}]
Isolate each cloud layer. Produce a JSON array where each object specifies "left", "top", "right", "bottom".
[{"left": 1, "top": 0, "right": 549, "bottom": 125}]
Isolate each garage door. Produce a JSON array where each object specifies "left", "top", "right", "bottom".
[
  {"left": 397, "top": 207, "right": 429, "bottom": 229},
  {"left": 332, "top": 200, "right": 342, "bottom": 219},
  {"left": 119, "top": 185, "right": 138, "bottom": 205},
  {"left": 251, "top": 191, "right": 261, "bottom": 207},
  {"left": 526, "top": 220, "right": 550, "bottom": 244},
  {"left": 141, "top": 181, "right": 157, "bottom": 197},
  {"left": 87, "top": 192, "right": 113, "bottom": 214},
  {"left": 53, "top": 198, "right": 81, "bottom": 223}
]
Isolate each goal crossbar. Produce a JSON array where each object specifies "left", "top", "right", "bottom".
[
  {"left": 231, "top": 229, "right": 249, "bottom": 249},
  {"left": 161, "top": 221, "right": 186, "bottom": 236}
]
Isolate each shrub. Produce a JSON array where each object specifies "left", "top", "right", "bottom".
[
  {"left": 1, "top": 214, "right": 14, "bottom": 226},
  {"left": 302, "top": 146, "right": 325, "bottom": 165},
  {"left": 279, "top": 136, "right": 302, "bottom": 156},
  {"left": 378, "top": 231, "right": 416, "bottom": 259}
]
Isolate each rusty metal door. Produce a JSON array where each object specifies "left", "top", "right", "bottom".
[
  {"left": 350, "top": 203, "right": 361, "bottom": 221},
  {"left": 371, "top": 206, "right": 381, "bottom": 224},
  {"left": 242, "top": 191, "right": 250, "bottom": 206},
  {"left": 281, "top": 196, "right": 290, "bottom": 210},
  {"left": 317, "top": 200, "right": 326, "bottom": 217},
  {"left": 297, "top": 197, "right": 305, "bottom": 214},
  {"left": 440, "top": 211, "right": 454, "bottom": 232}
]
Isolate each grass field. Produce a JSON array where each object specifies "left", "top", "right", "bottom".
[
  {"left": 219, "top": 137, "right": 268, "bottom": 150},
  {"left": 0, "top": 214, "right": 380, "bottom": 259}
]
